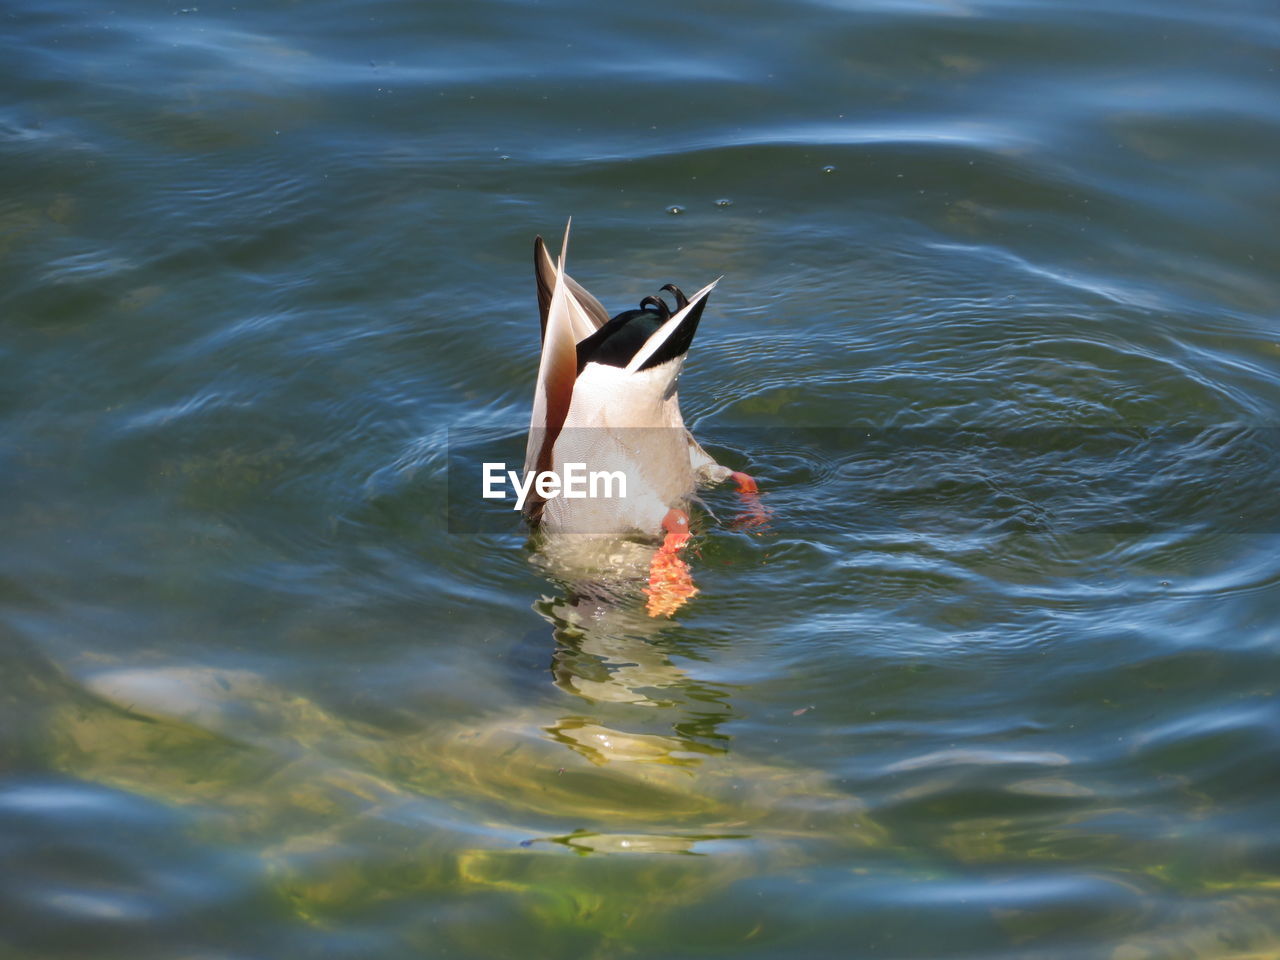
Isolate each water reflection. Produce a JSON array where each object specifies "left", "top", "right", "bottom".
[
  {"left": 546, "top": 719, "right": 722, "bottom": 767},
  {"left": 531, "top": 829, "right": 748, "bottom": 856},
  {"left": 544, "top": 591, "right": 694, "bottom": 708},
  {"left": 532, "top": 546, "right": 737, "bottom": 770}
]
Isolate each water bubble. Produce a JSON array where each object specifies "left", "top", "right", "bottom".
[
  {"left": 714, "top": 198, "right": 733, "bottom": 207},
  {"left": 666, "top": 205, "right": 685, "bottom": 215},
  {"left": 821, "top": 165, "right": 837, "bottom": 174}
]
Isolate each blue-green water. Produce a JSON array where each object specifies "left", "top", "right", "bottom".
[{"left": 3, "top": 0, "right": 1279, "bottom": 957}]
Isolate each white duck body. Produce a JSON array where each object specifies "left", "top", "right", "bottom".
[
  {"left": 541, "top": 362, "right": 693, "bottom": 535},
  {"left": 525, "top": 226, "right": 731, "bottom": 538}
]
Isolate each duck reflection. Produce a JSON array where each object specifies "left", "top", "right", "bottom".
[
  {"left": 532, "top": 575, "right": 736, "bottom": 768},
  {"left": 547, "top": 719, "right": 721, "bottom": 767},
  {"left": 527, "top": 829, "right": 748, "bottom": 856}
]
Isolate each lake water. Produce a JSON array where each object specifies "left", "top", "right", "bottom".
[{"left": 3, "top": 0, "right": 1279, "bottom": 957}]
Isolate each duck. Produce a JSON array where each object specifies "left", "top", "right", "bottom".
[{"left": 523, "top": 223, "right": 756, "bottom": 544}]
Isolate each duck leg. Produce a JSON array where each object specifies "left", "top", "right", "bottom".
[
  {"left": 645, "top": 509, "right": 698, "bottom": 617},
  {"left": 728, "top": 471, "right": 769, "bottom": 530}
]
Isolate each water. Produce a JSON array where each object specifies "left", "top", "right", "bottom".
[{"left": 3, "top": 0, "right": 1279, "bottom": 956}]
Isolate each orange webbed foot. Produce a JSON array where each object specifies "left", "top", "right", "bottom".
[
  {"left": 645, "top": 509, "right": 698, "bottom": 617},
  {"left": 728, "top": 471, "right": 769, "bottom": 530}
]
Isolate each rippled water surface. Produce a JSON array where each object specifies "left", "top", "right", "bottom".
[{"left": 3, "top": 0, "right": 1279, "bottom": 956}]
